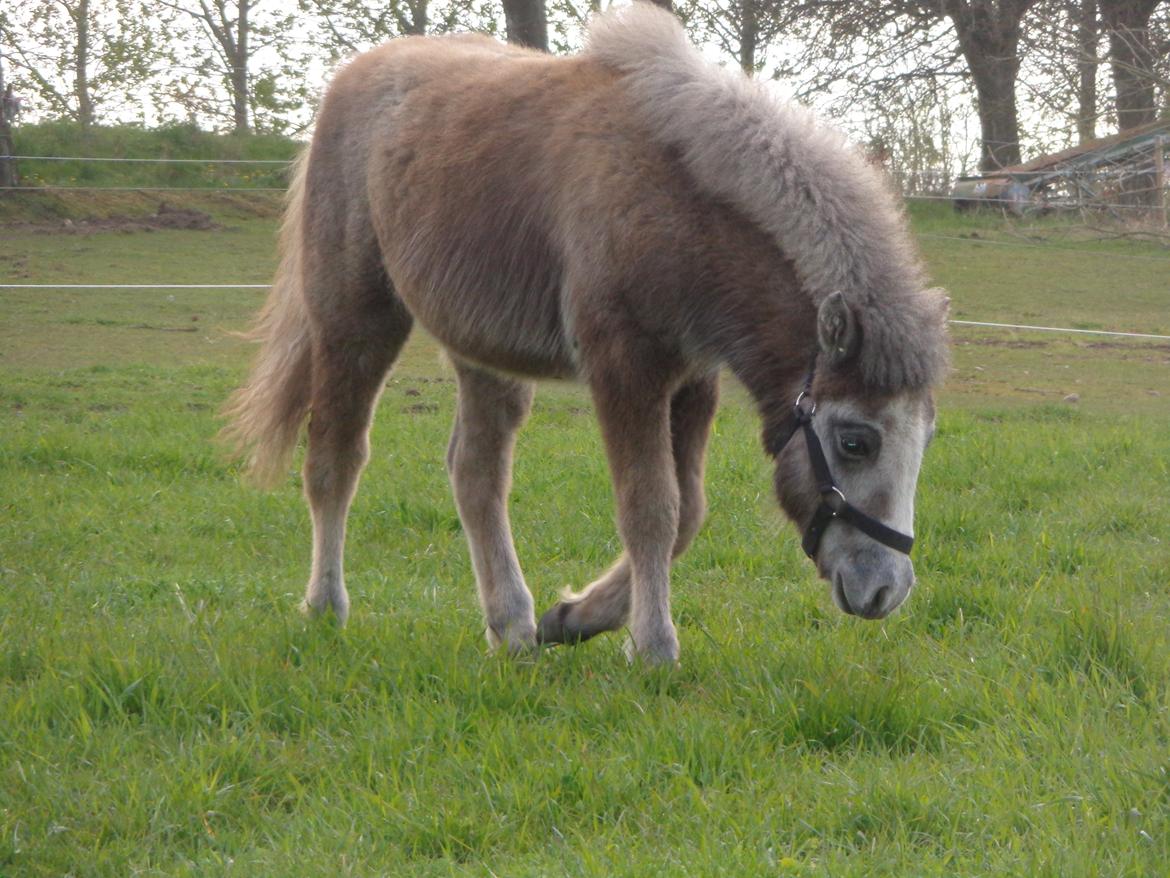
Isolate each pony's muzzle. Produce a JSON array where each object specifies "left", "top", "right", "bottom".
[{"left": 830, "top": 547, "right": 914, "bottom": 620}]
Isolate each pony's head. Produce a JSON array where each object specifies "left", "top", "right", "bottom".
[{"left": 771, "top": 290, "right": 947, "bottom": 619}]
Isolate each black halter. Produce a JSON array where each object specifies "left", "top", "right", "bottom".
[{"left": 766, "top": 369, "right": 915, "bottom": 560}]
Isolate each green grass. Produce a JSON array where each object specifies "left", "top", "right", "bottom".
[
  {"left": 7, "top": 122, "right": 299, "bottom": 190},
  {"left": 0, "top": 122, "right": 296, "bottom": 224},
  {"left": 1, "top": 205, "right": 1169, "bottom": 876}
]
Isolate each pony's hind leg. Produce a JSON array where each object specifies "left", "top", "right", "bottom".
[
  {"left": 446, "top": 361, "right": 537, "bottom": 652},
  {"left": 537, "top": 373, "right": 718, "bottom": 646},
  {"left": 301, "top": 297, "right": 413, "bottom": 623}
]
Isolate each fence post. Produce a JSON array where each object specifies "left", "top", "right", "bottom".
[{"left": 0, "top": 49, "right": 17, "bottom": 191}]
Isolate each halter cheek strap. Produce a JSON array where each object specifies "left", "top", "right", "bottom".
[{"left": 767, "top": 373, "right": 915, "bottom": 560}]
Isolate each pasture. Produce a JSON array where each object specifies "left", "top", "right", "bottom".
[{"left": 1, "top": 202, "right": 1168, "bottom": 875}]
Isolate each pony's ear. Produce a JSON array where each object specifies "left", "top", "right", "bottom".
[{"left": 817, "top": 291, "right": 859, "bottom": 365}]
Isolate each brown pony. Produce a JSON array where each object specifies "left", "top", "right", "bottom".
[{"left": 223, "top": 5, "right": 949, "bottom": 664}]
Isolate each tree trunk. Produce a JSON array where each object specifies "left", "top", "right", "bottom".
[
  {"left": 502, "top": 0, "right": 548, "bottom": 51},
  {"left": 407, "top": 0, "right": 429, "bottom": 35},
  {"left": 232, "top": 1, "right": 250, "bottom": 133},
  {"left": 968, "top": 55, "right": 1023, "bottom": 169},
  {"left": 75, "top": 0, "right": 94, "bottom": 128},
  {"left": 1100, "top": 0, "right": 1160, "bottom": 130},
  {"left": 1100, "top": 0, "right": 1160, "bottom": 204},
  {"left": 944, "top": 0, "right": 1035, "bottom": 171},
  {"left": 1077, "top": 0, "right": 1099, "bottom": 143},
  {"left": 0, "top": 116, "right": 14, "bottom": 188},
  {"left": 739, "top": 0, "right": 759, "bottom": 74}
]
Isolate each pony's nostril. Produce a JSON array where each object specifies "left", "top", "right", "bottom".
[
  {"left": 865, "top": 585, "right": 891, "bottom": 617},
  {"left": 833, "top": 572, "right": 856, "bottom": 615}
]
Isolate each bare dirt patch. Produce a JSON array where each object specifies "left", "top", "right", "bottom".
[
  {"left": 1, "top": 203, "right": 220, "bottom": 235},
  {"left": 1084, "top": 340, "right": 1170, "bottom": 353},
  {"left": 958, "top": 338, "right": 1049, "bottom": 349}
]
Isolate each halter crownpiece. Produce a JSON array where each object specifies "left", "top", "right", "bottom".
[{"left": 768, "top": 368, "right": 915, "bottom": 559}]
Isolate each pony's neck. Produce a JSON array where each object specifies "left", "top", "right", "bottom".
[
  {"left": 696, "top": 271, "right": 818, "bottom": 452},
  {"left": 671, "top": 189, "right": 823, "bottom": 446},
  {"left": 726, "top": 340, "right": 816, "bottom": 456}
]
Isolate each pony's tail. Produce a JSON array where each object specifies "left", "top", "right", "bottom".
[{"left": 220, "top": 150, "right": 313, "bottom": 488}]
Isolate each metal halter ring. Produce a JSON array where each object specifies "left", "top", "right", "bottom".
[
  {"left": 823, "top": 486, "right": 847, "bottom": 514},
  {"left": 794, "top": 390, "right": 816, "bottom": 418}
]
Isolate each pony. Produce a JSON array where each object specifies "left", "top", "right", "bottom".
[{"left": 223, "top": 4, "right": 949, "bottom": 665}]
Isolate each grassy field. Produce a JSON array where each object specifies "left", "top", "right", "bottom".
[
  {"left": 1, "top": 199, "right": 1168, "bottom": 876},
  {"left": 2, "top": 123, "right": 298, "bottom": 202}
]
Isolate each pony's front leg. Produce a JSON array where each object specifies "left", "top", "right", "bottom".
[
  {"left": 590, "top": 373, "right": 681, "bottom": 665},
  {"left": 447, "top": 362, "right": 537, "bottom": 653},
  {"left": 538, "top": 374, "right": 718, "bottom": 646}
]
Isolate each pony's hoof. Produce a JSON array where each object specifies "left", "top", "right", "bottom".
[
  {"left": 623, "top": 633, "right": 680, "bottom": 668},
  {"left": 535, "top": 602, "right": 574, "bottom": 645},
  {"left": 299, "top": 596, "right": 348, "bottom": 626},
  {"left": 536, "top": 600, "right": 609, "bottom": 646},
  {"left": 486, "top": 624, "right": 537, "bottom": 656}
]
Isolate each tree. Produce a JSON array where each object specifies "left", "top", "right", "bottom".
[
  {"left": 503, "top": 0, "right": 549, "bottom": 49},
  {"left": 1015, "top": 0, "right": 1101, "bottom": 146},
  {"left": 159, "top": 0, "right": 305, "bottom": 134},
  {"left": 161, "top": 0, "right": 254, "bottom": 133},
  {"left": 807, "top": 1, "right": 1039, "bottom": 171},
  {"left": 305, "top": 0, "right": 494, "bottom": 59},
  {"left": 309, "top": 0, "right": 430, "bottom": 57},
  {"left": 861, "top": 74, "right": 975, "bottom": 193},
  {"left": 1017, "top": 0, "right": 1169, "bottom": 148},
  {"left": 1099, "top": 0, "right": 1162, "bottom": 129},
  {"left": 1, "top": 50, "right": 18, "bottom": 188},
  {"left": 1076, "top": 0, "right": 1101, "bottom": 141},
  {"left": 683, "top": 0, "right": 797, "bottom": 73},
  {"left": 0, "top": 0, "right": 159, "bottom": 127},
  {"left": 935, "top": 0, "right": 1041, "bottom": 169}
]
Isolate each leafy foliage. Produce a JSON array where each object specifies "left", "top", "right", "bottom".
[{"left": 0, "top": 0, "right": 163, "bottom": 126}]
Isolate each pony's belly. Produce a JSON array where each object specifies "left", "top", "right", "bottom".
[{"left": 395, "top": 283, "right": 579, "bottom": 381}]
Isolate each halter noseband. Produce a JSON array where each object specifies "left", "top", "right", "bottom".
[{"left": 766, "top": 369, "right": 915, "bottom": 560}]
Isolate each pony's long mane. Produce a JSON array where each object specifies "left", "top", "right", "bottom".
[{"left": 587, "top": 5, "right": 948, "bottom": 390}]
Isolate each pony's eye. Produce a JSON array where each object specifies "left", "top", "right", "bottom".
[{"left": 837, "top": 431, "right": 874, "bottom": 459}]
